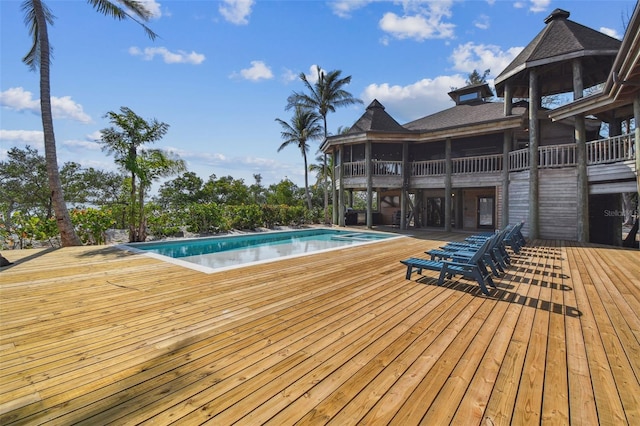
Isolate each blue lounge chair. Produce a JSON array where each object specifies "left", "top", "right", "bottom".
[
  {"left": 440, "top": 228, "right": 511, "bottom": 270},
  {"left": 428, "top": 234, "right": 503, "bottom": 276},
  {"left": 400, "top": 238, "right": 496, "bottom": 295}
]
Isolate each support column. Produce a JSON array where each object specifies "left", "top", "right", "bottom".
[
  {"left": 634, "top": 95, "right": 640, "bottom": 220},
  {"left": 502, "top": 130, "right": 511, "bottom": 229},
  {"left": 331, "top": 151, "right": 338, "bottom": 225},
  {"left": 504, "top": 83, "right": 513, "bottom": 116},
  {"left": 401, "top": 142, "right": 409, "bottom": 230},
  {"left": 444, "top": 138, "right": 452, "bottom": 232},
  {"left": 337, "top": 146, "right": 345, "bottom": 227},
  {"left": 365, "top": 141, "right": 373, "bottom": 229},
  {"left": 528, "top": 69, "right": 540, "bottom": 240},
  {"left": 574, "top": 59, "right": 589, "bottom": 242}
]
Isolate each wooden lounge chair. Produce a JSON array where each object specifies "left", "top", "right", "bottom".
[{"left": 400, "top": 238, "right": 496, "bottom": 295}]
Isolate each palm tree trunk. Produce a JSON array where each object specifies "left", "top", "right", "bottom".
[
  {"left": 303, "top": 151, "right": 312, "bottom": 210},
  {"left": 138, "top": 185, "right": 146, "bottom": 242},
  {"left": 34, "top": 0, "right": 82, "bottom": 247},
  {"left": 129, "top": 170, "right": 137, "bottom": 242},
  {"left": 322, "top": 116, "right": 329, "bottom": 224}
]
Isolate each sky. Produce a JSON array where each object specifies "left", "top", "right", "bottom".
[{"left": 1, "top": 0, "right": 636, "bottom": 190}]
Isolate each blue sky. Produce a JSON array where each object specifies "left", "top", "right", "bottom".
[{"left": 1, "top": 0, "right": 636, "bottom": 189}]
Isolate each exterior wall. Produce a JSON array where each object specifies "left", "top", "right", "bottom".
[
  {"left": 461, "top": 188, "right": 496, "bottom": 230},
  {"left": 539, "top": 168, "right": 579, "bottom": 240},
  {"left": 508, "top": 170, "right": 531, "bottom": 237},
  {"left": 508, "top": 168, "right": 579, "bottom": 240}
]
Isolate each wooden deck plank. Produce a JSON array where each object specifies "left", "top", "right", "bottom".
[
  {"left": 1, "top": 228, "right": 638, "bottom": 425},
  {"left": 565, "top": 242, "right": 629, "bottom": 425}
]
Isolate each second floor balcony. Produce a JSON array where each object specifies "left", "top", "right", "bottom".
[{"left": 338, "top": 134, "right": 636, "bottom": 184}]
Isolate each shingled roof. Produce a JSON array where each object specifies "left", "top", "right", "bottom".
[
  {"left": 404, "top": 100, "right": 528, "bottom": 132},
  {"left": 495, "top": 9, "right": 621, "bottom": 98},
  {"left": 347, "top": 100, "right": 410, "bottom": 134}
]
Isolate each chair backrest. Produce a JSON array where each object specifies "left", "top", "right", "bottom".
[{"left": 468, "top": 235, "right": 494, "bottom": 264}]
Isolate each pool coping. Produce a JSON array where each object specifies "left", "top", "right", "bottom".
[{"left": 115, "top": 227, "right": 405, "bottom": 274}]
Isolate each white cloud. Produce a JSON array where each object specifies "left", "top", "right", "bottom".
[
  {"left": 450, "top": 42, "right": 523, "bottom": 76},
  {"left": 140, "top": 0, "right": 163, "bottom": 19},
  {"left": 378, "top": 1, "right": 456, "bottom": 41},
  {"left": 362, "top": 74, "right": 467, "bottom": 122},
  {"left": 300, "top": 65, "right": 327, "bottom": 85},
  {"left": 281, "top": 68, "right": 299, "bottom": 84},
  {"left": 128, "top": 46, "right": 205, "bottom": 64},
  {"left": 514, "top": 0, "right": 550, "bottom": 13},
  {"left": 219, "top": 0, "right": 254, "bottom": 25},
  {"left": 474, "top": 14, "right": 490, "bottom": 30},
  {"left": 600, "top": 27, "right": 622, "bottom": 40},
  {"left": 0, "top": 129, "right": 44, "bottom": 149},
  {"left": 329, "top": 0, "right": 375, "bottom": 18},
  {"left": 529, "top": 0, "right": 551, "bottom": 13},
  {"left": 62, "top": 139, "right": 102, "bottom": 151},
  {"left": 0, "top": 87, "right": 92, "bottom": 123},
  {"left": 232, "top": 61, "right": 274, "bottom": 82}
]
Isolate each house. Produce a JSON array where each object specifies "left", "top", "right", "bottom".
[{"left": 321, "top": 7, "right": 639, "bottom": 245}]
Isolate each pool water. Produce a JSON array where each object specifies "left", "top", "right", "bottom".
[{"left": 122, "top": 228, "right": 399, "bottom": 273}]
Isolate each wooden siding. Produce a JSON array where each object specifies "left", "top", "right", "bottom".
[
  {"left": 509, "top": 170, "right": 531, "bottom": 237},
  {"left": 1, "top": 232, "right": 639, "bottom": 425},
  {"left": 539, "top": 168, "right": 579, "bottom": 241}
]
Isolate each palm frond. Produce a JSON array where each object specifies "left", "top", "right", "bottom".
[
  {"left": 88, "top": 0, "right": 158, "bottom": 40},
  {"left": 21, "top": 0, "right": 55, "bottom": 71}
]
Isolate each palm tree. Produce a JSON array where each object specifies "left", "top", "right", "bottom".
[
  {"left": 99, "top": 107, "right": 171, "bottom": 242},
  {"left": 21, "top": 0, "right": 157, "bottom": 246},
  {"left": 275, "top": 107, "right": 323, "bottom": 210},
  {"left": 309, "top": 153, "right": 334, "bottom": 189},
  {"left": 135, "top": 149, "right": 185, "bottom": 241},
  {"left": 286, "top": 66, "right": 362, "bottom": 223}
]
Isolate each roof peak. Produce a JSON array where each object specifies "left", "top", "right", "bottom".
[
  {"left": 544, "top": 8, "right": 570, "bottom": 24},
  {"left": 366, "top": 99, "right": 385, "bottom": 110}
]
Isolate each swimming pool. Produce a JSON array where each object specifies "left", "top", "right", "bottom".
[{"left": 120, "top": 228, "right": 401, "bottom": 273}]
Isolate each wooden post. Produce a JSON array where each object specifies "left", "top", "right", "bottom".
[
  {"left": 504, "top": 83, "right": 513, "bottom": 116},
  {"left": 401, "top": 141, "right": 409, "bottom": 230},
  {"left": 574, "top": 59, "right": 589, "bottom": 242},
  {"left": 366, "top": 141, "right": 373, "bottom": 229},
  {"left": 502, "top": 130, "right": 511, "bottom": 229},
  {"left": 337, "top": 146, "right": 345, "bottom": 227},
  {"left": 529, "top": 69, "right": 540, "bottom": 240},
  {"left": 445, "top": 138, "right": 452, "bottom": 232},
  {"left": 634, "top": 95, "right": 640, "bottom": 220}
]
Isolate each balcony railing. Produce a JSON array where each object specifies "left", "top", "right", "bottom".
[
  {"left": 452, "top": 153, "right": 503, "bottom": 174},
  {"left": 411, "top": 159, "right": 445, "bottom": 176},
  {"left": 372, "top": 160, "right": 402, "bottom": 176},
  {"left": 339, "top": 133, "right": 636, "bottom": 179},
  {"left": 587, "top": 134, "right": 635, "bottom": 165}
]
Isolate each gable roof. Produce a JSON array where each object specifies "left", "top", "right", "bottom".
[
  {"left": 495, "top": 9, "right": 621, "bottom": 97},
  {"left": 347, "top": 100, "right": 410, "bottom": 134}
]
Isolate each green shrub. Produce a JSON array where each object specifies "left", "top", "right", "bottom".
[
  {"left": 224, "top": 204, "right": 263, "bottom": 230},
  {"left": 185, "top": 203, "right": 229, "bottom": 234},
  {"left": 71, "top": 208, "right": 116, "bottom": 245}
]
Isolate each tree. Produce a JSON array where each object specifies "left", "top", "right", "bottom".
[
  {"left": 286, "top": 66, "right": 363, "bottom": 223},
  {"left": 200, "top": 175, "right": 252, "bottom": 205},
  {"left": 21, "top": 0, "right": 157, "bottom": 246},
  {"left": 99, "top": 106, "right": 176, "bottom": 242},
  {"left": 134, "top": 149, "right": 186, "bottom": 240},
  {"left": 0, "top": 146, "right": 50, "bottom": 226},
  {"left": 466, "top": 69, "right": 491, "bottom": 85},
  {"left": 156, "top": 172, "right": 204, "bottom": 209},
  {"left": 275, "top": 106, "right": 323, "bottom": 210}
]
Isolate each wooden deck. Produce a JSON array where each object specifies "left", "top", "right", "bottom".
[{"left": 1, "top": 229, "right": 639, "bottom": 425}]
